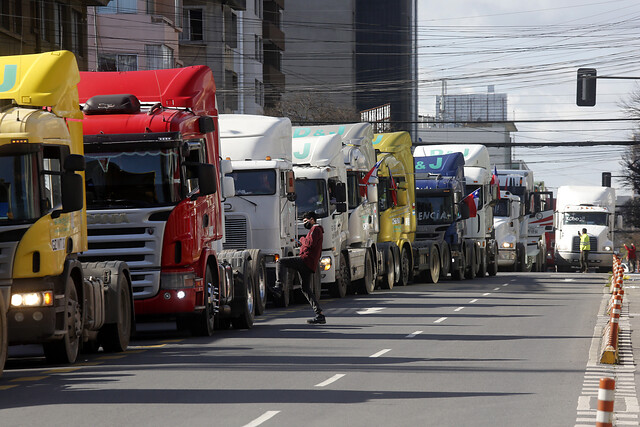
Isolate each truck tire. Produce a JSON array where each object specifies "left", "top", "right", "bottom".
[
  {"left": 380, "top": 246, "right": 395, "bottom": 290},
  {"left": 356, "top": 250, "right": 375, "bottom": 295},
  {"left": 478, "top": 249, "right": 487, "bottom": 278},
  {"left": 189, "top": 266, "right": 216, "bottom": 337},
  {"left": 465, "top": 246, "right": 476, "bottom": 280},
  {"left": 439, "top": 243, "right": 451, "bottom": 280},
  {"left": 99, "top": 273, "right": 133, "bottom": 351},
  {"left": 397, "top": 246, "right": 411, "bottom": 287},
  {"left": 425, "top": 246, "right": 440, "bottom": 284},
  {"left": 232, "top": 261, "right": 255, "bottom": 329},
  {"left": 452, "top": 246, "right": 465, "bottom": 281},
  {"left": 44, "top": 276, "right": 82, "bottom": 364},
  {"left": 488, "top": 242, "right": 498, "bottom": 276},
  {"left": 248, "top": 250, "right": 267, "bottom": 316},
  {"left": 0, "top": 292, "right": 6, "bottom": 377},
  {"left": 332, "top": 252, "right": 349, "bottom": 298}
]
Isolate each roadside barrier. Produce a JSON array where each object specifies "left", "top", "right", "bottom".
[
  {"left": 596, "top": 377, "right": 616, "bottom": 427},
  {"left": 601, "top": 255, "right": 622, "bottom": 364}
]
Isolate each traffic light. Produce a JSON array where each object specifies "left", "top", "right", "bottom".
[
  {"left": 602, "top": 172, "right": 611, "bottom": 187},
  {"left": 577, "top": 68, "right": 597, "bottom": 106}
]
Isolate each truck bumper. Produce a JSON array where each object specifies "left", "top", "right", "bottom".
[
  {"left": 134, "top": 288, "right": 197, "bottom": 316},
  {"left": 497, "top": 249, "right": 516, "bottom": 267},
  {"left": 8, "top": 306, "right": 57, "bottom": 344},
  {"left": 555, "top": 251, "right": 613, "bottom": 269}
]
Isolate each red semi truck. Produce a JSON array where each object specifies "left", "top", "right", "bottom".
[{"left": 77, "top": 66, "right": 256, "bottom": 335}]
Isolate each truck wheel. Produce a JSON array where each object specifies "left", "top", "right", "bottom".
[
  {"left": 332, "top": 252, "right": 349, "bottom": 298},
  {"left": 426, "top": 246, "right": 440, "bottom": 284},
  {"left": 249, "top": 251, "right": 267, "bottom": 316},
  {"left": 356, "top": 250, "right": 375, "bottom": 295},
  {"left": 439, "top": 243, "right": 451, "bottom": 280},
  {"left": 478, "top": 249, "right": 487, "bottom": 278},
  {"left": 44, "top": 277, "right": 82, "bottom": 364},
  {"left": 380, "top": 246, "right": 395, "bottom": 290},
  {"left": 465, "top": 246, "right": 476, "bottom": 280},
  {"left": 232, "top": 262, "right": 255, "bottom": 329},
  {"left": 397, "top": 246, "right": 411, "bottom": 287},
  {"left": 0, "top": 292, "right": 6, "bottom": 377},
  {"left": 190, "top": 266, "right": 216, "bottom": 337},
  {"left": 99, "top": 274, "right": 133, "bottom": 351}
]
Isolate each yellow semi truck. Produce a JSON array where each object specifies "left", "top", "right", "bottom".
[{"left": 0, "top": 51, "right": 133, "bottom": 372}]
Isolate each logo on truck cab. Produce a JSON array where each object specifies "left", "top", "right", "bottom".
[{"left": 0, "top": 64, "right": 17, "bottom": 92}]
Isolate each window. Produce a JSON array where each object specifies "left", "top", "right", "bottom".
[
  {"left": 0, "top": 2, "right": 10, "bottom": 30},
  {"left": 53, "top": 2, "right": 64, "bottom": 48},
  {"left": 254, "top": 79, "right": 263, "bottom": 106},
  {"left": 225, "top": 11, "right": 237, "bottom": 48},
  {"left": 181, "top": 8, "right": 203, "bottom": 41},
  {"left": 225, "top": 70, "right": 238, "bottom": 111},
  {"left": 254, "top": 0, "right": 262, "bottom": 18},
  {"left": 98, "top": 0, "right": 137, "bottom": 14},
  {"left": 145, "top": 45, "right": 173, "bottom": 70},
  {"left": 42, "top": 148, "right": 63, "bottom": 212},
  {"left": 71, "top": 10, "right": 84, "bottom": 57},
  {"left": 347, "top": 172, "right": 363, "bottom": 210},
  {"left": 254, "top": 35, "right": 263, "bottom": 62},
  {"left": 146, "top": 0, "right": 155, "bottom": 14},
  {"left": 98, "top": 53, "right": 138, "bottom": 71},
  {"left": 35, "top": 0, "right": 48, "bottom": 41}
]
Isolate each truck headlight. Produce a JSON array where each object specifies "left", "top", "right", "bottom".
[
  {"left": 320, "top": 256, "right": 332, "bottom": 271},
  {"left": 502, "top": 242, "right": 514, "bottom": 249},
  {"left": 11, "top": 291, "right": 53, "bottom": 307},
  {"left": 604, "top": 246, "right": 612, "bottom": 251},
  {"left": 161, "top": 271, "right": 195, "bottom": 289}
]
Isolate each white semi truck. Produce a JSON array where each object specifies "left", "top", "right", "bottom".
[
  {"left": 554, "top": 185, "right": 615, "bottom": 272},
  {"left": 219, "top": 114, "right": 301, "bottom": 310},
  {"left": 292, "top": 123, "right": 380, "bottom": 297},
  {"left": 493, "top": 191, "right": 523, "bottom": 271},
  {"left": 414, "top": 144, "right": 499, "bottom": 278}
]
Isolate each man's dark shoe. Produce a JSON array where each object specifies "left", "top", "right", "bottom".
[{"left": 307, "top": 315, "right": 326, "bottom": 325}]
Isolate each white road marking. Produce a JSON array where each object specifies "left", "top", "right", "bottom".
[
  {"left": 357, "top": 307, "right": 386, "bottom": 315},
  {"left": 502, "top": 283, "right": 509, "bottom": 287},
  {"left": 564, "top": 278, "right": 575, "bottom": 282},
  {"left": 406, "top": 330, "right": 423, "bottom": 338},
  {"left": 469, "top": 299, "right": 478, "bottom": 303},
  {"left": 454, "top": 307, "right": 464, "bottom": 312},
  {"left": 315, "top": 374, "right": 346, "bottom": 387},
  {"left": 493, "top": 287, "right": 501, "bottom": 291},
  {"left": 434, "top": 317, "right": 448, "bottom": 323},
  {"left": 243, "top": 411, "right": 281, "bottom": 427},
  {"left": 482, "top": 293, "right": 491, "bottom": 296},
  {"left": 370, "top": 349, "right": 391, "bottom": 358}
]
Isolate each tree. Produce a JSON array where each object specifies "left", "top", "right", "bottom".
[{"left": 264, "top": 92, "right": 360, "bottom": 125}]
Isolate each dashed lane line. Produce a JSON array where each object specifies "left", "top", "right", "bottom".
[
  {"left": 469, "top": 299, "right": 478, "bottom": 303},
  {"left": 315, "top": 374, "right": 346, "bottom": 387},
  {"left": 434, "top": 317, "right": 447, "bottom": 324},
  {"left": 454, "top": 307, "right": 464, "bottom": 312},
  {"left": 11, "top": 376, "right": 47, "bottom": 382},
  {"left": 482, "top": 293, "right": 491, "bottom": 296},
  {"left": 0, "top": 385, "right": 17, "bottom": 390},
  {"left": 369, "top": 349, "right": 391, "bottom": 358},
  {"left": 243, "top": 411, "right": 281, "bottom": 427},
  {"left": 502, "top": 283, "right": 509, "bottom": 287},
  {"left": 357, "top": 307, "right": 386, "bottom": 315},
  {"left": 406, "top": 331, "right": 423, "bottom": 338},
  {"left": 493, "top": 287, "right": 501, "bottom": 291}
]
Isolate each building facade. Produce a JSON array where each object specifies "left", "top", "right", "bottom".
[{"left": 0, "top": 0, "right": 111, "bottom": 70}]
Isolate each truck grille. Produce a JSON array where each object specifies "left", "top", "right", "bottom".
[
  {"left": 224, "top": 216, "right": 248, "bottom": 250},
  {"left": 571, "top": 236, "right": 597, "bottom": 252}
]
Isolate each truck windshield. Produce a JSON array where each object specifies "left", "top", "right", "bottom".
[
  {"left": 228, "top": 170, "right": 276, "bottom": 195},
  {"left": 563, "top": 212, "right": 608, "bottom": 226},
  {"left": 0, "top": 153, "right": 39, "bottom": 222},
  {"left": 295, "top": 179, "right": 328, "bottom": 218},
  {"left": 416, "top": 193, "right": 454, "bottom": 225},
  {"left": 493, "top": 199, "right": 510, "bottom": 217},
  {"left": 85, "top": 149, "right": 182, "bottom": 208}
]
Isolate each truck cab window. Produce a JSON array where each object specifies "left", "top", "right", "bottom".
[
  {"left": 347, "top": 172, "right": 362, "bottom": 209},
  {"left": 42, "top": 148, "right": 63, "bottom": 211}
]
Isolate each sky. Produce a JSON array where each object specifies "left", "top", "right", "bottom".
[{"left": 417, "top": 0, "right": 640, "bottom": 196}]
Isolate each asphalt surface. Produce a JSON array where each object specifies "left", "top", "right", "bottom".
[{"left": 0, "top": 271, "right": 626, "bottom": 427}]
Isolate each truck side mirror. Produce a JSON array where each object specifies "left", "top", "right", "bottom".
[
  {"left": 367, "top": 184, "right": 378, "bottom": 204},
  {"left": 64, "top": 154, "right": 85, "bottom": 172},
  {"left": 61, "top": 173, "right": 84, "bottom": 213},
  {"left": 459, "top": 201, "right": 470, "bottom": 220},
  {"left": 186, "top": 162, "right": 217, "bottom": 197},
  {"left": 287, "top": 192, "right": 297, "bottom": 202},
  {"left": 222, "top": 176, "right": 235, "bottom": 198},
  {"left": 336, "top": 202, "right": 347, "bottom": 213},
  {"left": 285, "top": 170, "right": 296, "bottom": 201},
  {"left": 334, "top": 182, "right": 346, "bottom": 203}
]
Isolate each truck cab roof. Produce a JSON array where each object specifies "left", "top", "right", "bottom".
[{"left": 219, "top": 114, "right": 292, "bottom": 162}]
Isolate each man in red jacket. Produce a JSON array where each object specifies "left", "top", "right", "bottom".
[
  {"left": 625, "top": 243, "right": 637, "bottom": 273},
  {"left": 275, "top": 211, "right": 326, "bottom": 324}
]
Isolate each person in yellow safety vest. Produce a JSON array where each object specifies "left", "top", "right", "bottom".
[{"left": 578, "top": 228, "right": 590, "bottom": 273}]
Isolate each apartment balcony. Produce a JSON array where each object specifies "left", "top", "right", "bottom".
[
  {"left": 264, "top": 64, "right": 285, "bottom": 88},
  {"left": 263, "top": 21, "right": 284, "bottom": 51},
  {"left": 223, "top": 0, "right": 247, "bottom": 11}
]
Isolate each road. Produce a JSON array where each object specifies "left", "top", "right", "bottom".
[{"left": 0, "top": 272, "right": 607, "bottom": 426}]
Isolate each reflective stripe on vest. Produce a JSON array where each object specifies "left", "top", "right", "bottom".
[{"left": 580, "top": 234, "right": 591, "bottom": 251}]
